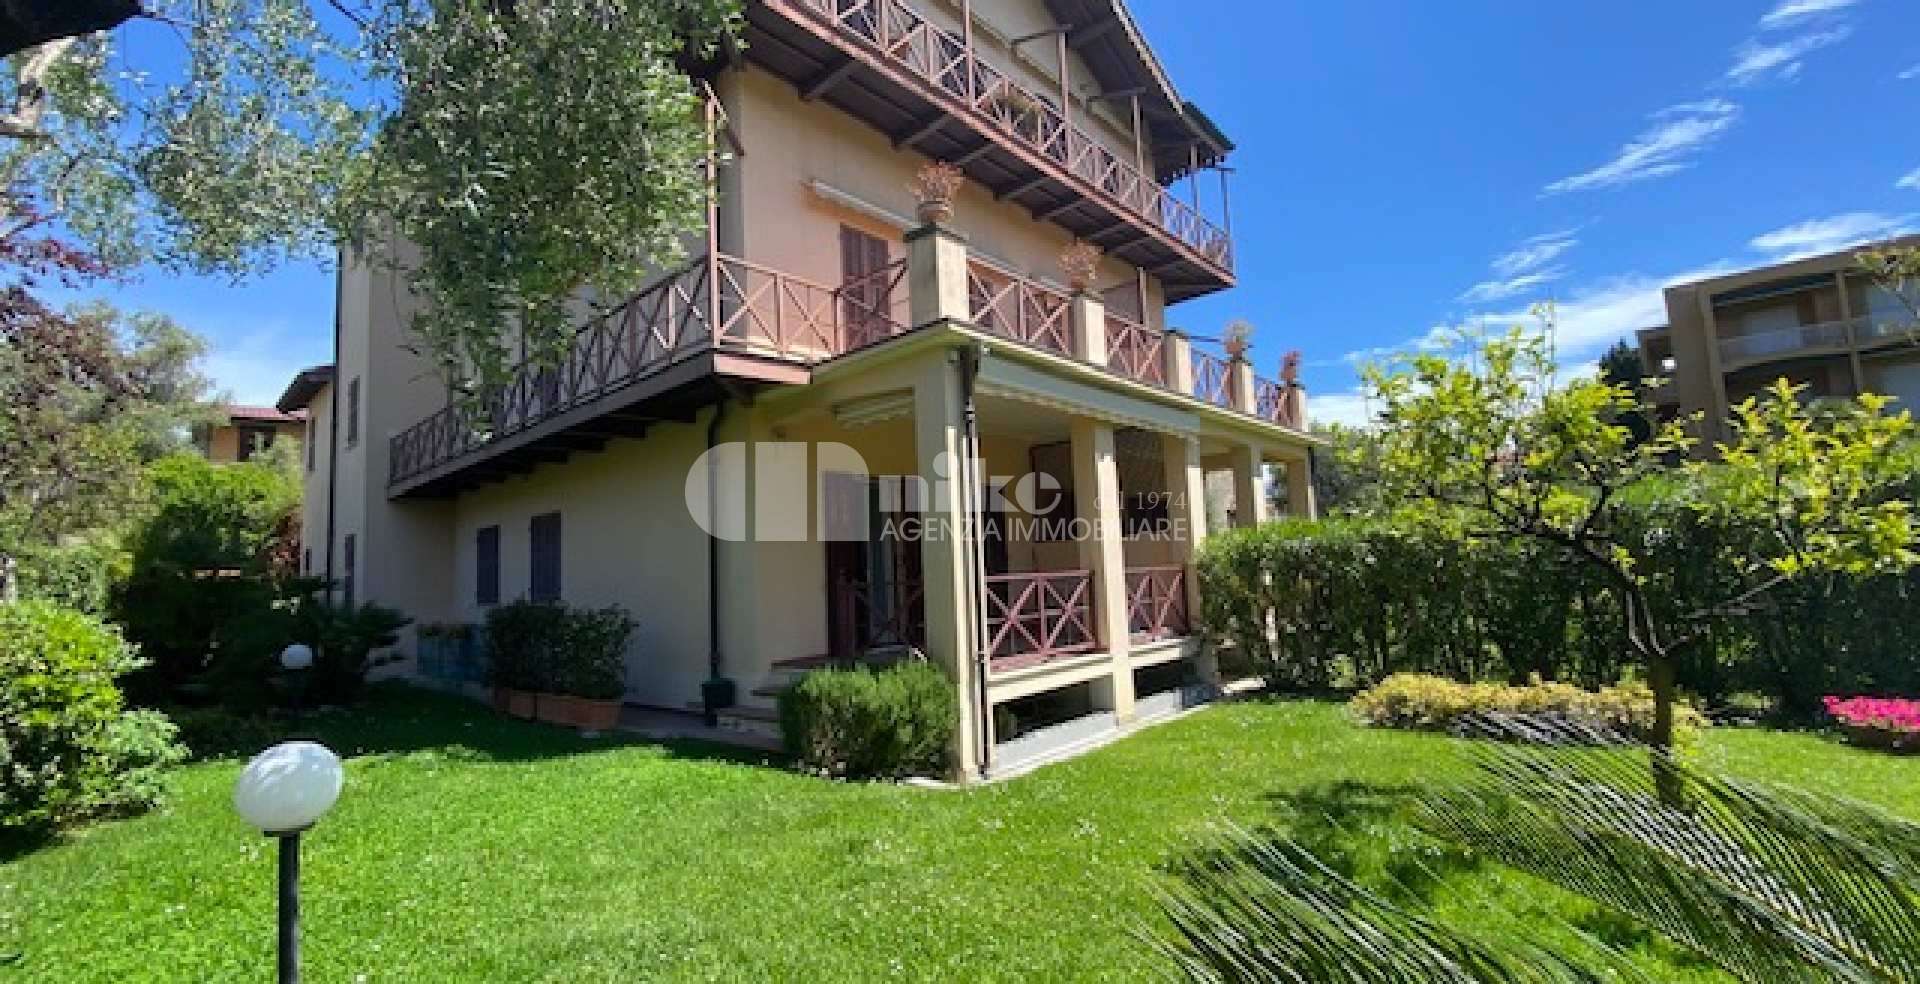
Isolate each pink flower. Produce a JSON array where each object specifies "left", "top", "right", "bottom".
[{"left": 1825, "top": 695, "right": 1920, "bottom": 733}]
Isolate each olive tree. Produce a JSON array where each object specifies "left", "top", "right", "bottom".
[
  {"left": 3, "top": 0, "right": 740, "bottom": 386},
  {"left": 1361, "top": 327, "right": 1916, "bottom": 748}
]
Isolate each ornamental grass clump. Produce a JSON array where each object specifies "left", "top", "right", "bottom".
[
  {"left": 1351, "top": 672, "right": 1704, "bottom": 745},
  {"left": 1825, "top": 695, "right": 1920, "bottom": 752}
]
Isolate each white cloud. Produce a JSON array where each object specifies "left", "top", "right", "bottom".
[
  {"left": 1897, "top": 167, "right": 1920, "bottom": 191},
  {"left": 1900, "top": 63, "right": 1920, "bottom": 80},
  {"left": 197, "top": 322, "right": 320, "bottom": 407},
  {"left": 1543, "top": 100, "right": 1740, "bottom": 194},
  {"left": 1459, "top": 271, "right": 1563, "bottom": 304},
  {"left": 1758, "top": 0, "right": 1858, "bottom": 29},
  {"left": 1725, "top": 26, "right": 1852, "bottom": 86},
  {"left": 1748, "top": 211, "right": 1920, "bottom": 262},
  {"left": 1491, "top": 229, "right": 1580, "bottom": 278},
  {"left": 1306, "top": 388, "right": 1378, "bottom": 429}
]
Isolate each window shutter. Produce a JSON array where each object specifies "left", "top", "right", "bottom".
[
  {"left": 347, "top": 377, "right": 361, "bottom": 446},
  {"left": 530, "top": 512, "right": 562, "bottom": 602},
  {"left": 476, "top": 525, "right": 501, "bottom": 606},
  {"left": 306, "top": 419, "right": 316, "bottom": 471}
]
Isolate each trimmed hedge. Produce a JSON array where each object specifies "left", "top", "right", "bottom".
[
  {"left": 778, "top": 660, "right": 955, "bottom": 779},
  {"left": 483, "top": 600, "right": 633, "bottom": 698},
  {"left": 0, "top": 601, "right": 186, "bottom": 832},
  {"left": 1351, "top": 673, "right": 1704, "bottom": 745}
]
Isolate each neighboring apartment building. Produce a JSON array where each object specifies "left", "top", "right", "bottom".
[
  {"left": 195, "top": 405, "right": 308, "bottom": 463},
  {"left": 286, "top": 0, "right": 1318, "bottom": 779},
  {"left": 1639, "top": 235, "right": 1920, "bottom": 441}
]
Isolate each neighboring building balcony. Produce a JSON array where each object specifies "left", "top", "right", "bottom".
[
  {"left": 744, "top": 0, "right": 1235, "bottom": 299},
  {"left": 1716, "top": 315, "right": 1917, "bottom": 370},
  {"left": 388, "top": 225, "right": 1304, "bottom": 498}
]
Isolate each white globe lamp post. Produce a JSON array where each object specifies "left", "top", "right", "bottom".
[
  {"left": 280, "top": 644, "right": 314, "bottom": 719},
  {"left": 234, "top": 741, "right": 344, "bottom": 984}
]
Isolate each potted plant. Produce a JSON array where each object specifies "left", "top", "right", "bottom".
[
  {"left": 909, "top": 161, "right": 965, "bottom": 225},
  {"left": 485, "top": 601, "right": 566, "bottom": 719},
  {"left": 551, "top": 606, "right": 635, "bottom": 730}
]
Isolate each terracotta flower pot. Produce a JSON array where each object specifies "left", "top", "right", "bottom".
[
  {"left": 492, "top": 686, "right": 514, "bottom": 714},
  {"left": 575, "top": 697, "right": 622, "bottom": 731},
  {"left": 507, "top": 688, "right": 537, "bottom": 720},
  {"left": 536, "top": 693, "right": 579, "bottom": 727}
]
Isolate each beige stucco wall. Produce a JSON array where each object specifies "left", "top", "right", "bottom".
[
  {"left": 299, "top": 385, "right": 334, "bottom": 577},
  {"left": 732, "top": 66, "right": 1170, "bottom": 332}
]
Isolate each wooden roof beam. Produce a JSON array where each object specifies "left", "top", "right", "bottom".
[
  {"left": 801, "top": 56, "right": 861, "bottom": 101},
  {"left": 1067, "top": 18, "right": 1120, "bottom": 50},
  {"left": 893, "top": 111, "right": 952, "bottom": 150},
  {"left": 997, "top": 172, "right": 1053, "bottom": 201}
]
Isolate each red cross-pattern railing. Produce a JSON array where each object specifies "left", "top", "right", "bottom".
[
  {"left": 1254, "top": 375, "right": 1299, "bottom": 427},
  {"left": 1191, "top": 350, "right": 1232, "bottom": 409},
  {"left": 789, "top": 0, "right": 1233, "bottom": 272},
  {"left": 967, "top": 259, "right": 1072, "bottom": 356},
  {"left": 1105, "top": 313, "right": 1167, "bottom": 386},
  {"left": 983, "top": 570, "right": 1096, "bottom": 671},
  {"left": 1125, "top": 566, "right": 1190, "bottom": 641},
  {"left": 389, "top": 253, "right": 913, "bottom": 487},
  {"left": 835, "top": 574, "right": 927, "bottom": 652}
]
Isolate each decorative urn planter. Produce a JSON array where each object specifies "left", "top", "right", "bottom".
[
  {"left": 1282, "top": 349, "right": 1302, "bottom": 387},
  {"left": 1060, "top": 240, "right": 1100, "bottom": 293},
  {"left": 909, "top": 161, "right": 965, "bottom": 225},
  {"left": 1222, "top": 320, "right": 1253, "bottom": 360}
]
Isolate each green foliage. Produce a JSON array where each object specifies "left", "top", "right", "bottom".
[
  {"left": 1359, "top": 325, "right": 1918, "bottom": 743},
  {"left": 21, "top": 1, "right": 742, "bottom": 390},
  {"left": 483, "top": 600, "right": 633, "bottom": 698},
  {"left": 112, "top": 453, "right": 301, "bottom": 696},
  {"left": 11, "top": 539, "right": 126, "bottom": 616},
  {"left": 0, "top": 601, "right": 186, "bottom": 832},
  {"left": 778, "top": 660, "right": 956, "bottom": 779},
  {"left": 215, "top": 583, "right": 411, "bottom": 706},
  {"left": 550, "top": 606, "right": 636, "bottom": 700},
  {"left": 1351, "top": 673, "right": 1704, "bottom": 744},
  {"left": 1156, "top": 734, "right": 1920, "bottom": 983}
]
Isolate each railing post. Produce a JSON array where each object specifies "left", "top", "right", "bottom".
[
  {"left": 1228, "top": 356, "right": 1256, "bottom": 414},
  {"left": 1164, "top": 329, "right": 1194, "bottom": 395},
  {"left": 907, "top": 163, "right": 971, "bottom": 327},
  {"left": 1061, "top": 241, "right": 1105, "bottom": 365},
  {"left": 1069, "top": 417, "right": 1134, "bottom": 720}
]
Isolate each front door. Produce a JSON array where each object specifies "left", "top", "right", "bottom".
[{"left": 824, "top": 476, "right": 925, "bottom": 659}]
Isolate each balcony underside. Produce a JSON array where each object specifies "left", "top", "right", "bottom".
[
  {"left": 388, "top": 351, "right": 805, "bottom": 500},
  {"left": 742, "top": 3, "right": 1233, "bottom": 302}
]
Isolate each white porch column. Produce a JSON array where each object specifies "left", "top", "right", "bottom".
[
  {"left": 1162, "top": 433, "right": 1209, "bottom": 676},
  {"left": 1070, "top": 417, "right": 1134, "bottom": 720},
  {"left": 1281, "top": 451, "right": 1318, "bottom": 520},
  {"left": 913, "top": 354, "right": 983, "bottom": 780},
  {"left": 1230, "top": 443, "right": 1269, "bottom": 528}
]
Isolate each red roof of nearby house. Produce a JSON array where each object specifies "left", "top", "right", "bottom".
[{"left": 226, "top": 405, "right": 307, "bottom": 424}]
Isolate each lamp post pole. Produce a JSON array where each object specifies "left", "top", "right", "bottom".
[
  {"left": 235, "top": 741, "right": 342, "bottom": 984},
  {"left": 278, "top": 832, "right": 301, "bottom": 984}
]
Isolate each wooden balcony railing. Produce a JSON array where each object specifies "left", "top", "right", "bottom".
[
  {"left": 968, "top": 259, "right": 1072, "bottom": 356},
  {"left": 388, "top": 252, "right": 911, "bottom": 487},
  {"left": 983, "top": 570, "right": 1096, "bottom": 671},
  {"left": 1106, "top": 313, "right": 1167, "bottom": 386},
  {"left": 1125, "top": 566, "right": 1190, "bottom": 641},
  {"left": 834, "top": 574, "right": 927, "bottom": 653},
  {"left": 787, "top": 0, "right": 1233, "bottom": 272},
  {"left": 1191, "top": 349, "right": 1232, "bottom": 409}
]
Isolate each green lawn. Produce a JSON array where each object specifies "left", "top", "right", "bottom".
[{"left": 3, "top": 687, "right": 1914, "bottom": 982}]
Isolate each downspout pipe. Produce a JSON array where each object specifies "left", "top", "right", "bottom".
[
  {"left": 956, "top": 344, "right": 993, "bottom": 777},
  {"left": 702, "top": 395, "right": 736, "bottom": 725}
]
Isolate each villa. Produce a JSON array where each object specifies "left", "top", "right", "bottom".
[{"left": 278, "top": 0, "right": 1319, "bottom": 779}]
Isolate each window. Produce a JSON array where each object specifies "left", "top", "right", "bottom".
[
  {"left": 303, "top": 548, "right": 312, "bottom": 574},
  {"left": 529, "top": 512, "right": 562, "bottom": 602},
  {"left": 236, "top": 424, "right": 276, "bottom": 462},
  {"left": 840, "top": 225, "right": 893, "bottom": 347},
  {"left": 306, "top": 418, "right": 317, "bottom": 472},
  {"left": 342, "top": 533, "right": 357, "bottom": 609},
  {"left": 346, "top": 376, "right": 361, "bottom": 448},
  {"left": 476, "top": 525, "right": 501, "bottom": 606}
]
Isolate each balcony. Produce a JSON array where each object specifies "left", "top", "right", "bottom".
[
  {"left": 387, "top": 252, "right": 912, "bottom": 497},
  {"left": 743, "top": 0, "right": 1234, "bottom": 300},
  {"left": 1717, "top": 317, "right": 1857, "bottom": 367},
  {"left": 388, "top": 228, "right": 1301, "bottom": 498}
]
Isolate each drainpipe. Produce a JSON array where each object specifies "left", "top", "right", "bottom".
[
  {"left": 323, "top": 257, "right": 344, "bottom": 596},
  {"left": 956, "top": 344, "right": 993, "bottom": 776},
  {"left": 702, "top": 395, "right": 736, "bottom": 725}
]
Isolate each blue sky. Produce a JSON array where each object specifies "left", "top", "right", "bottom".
[{"left": 56, "top": 0, "right": 1920, "bottom": 421}]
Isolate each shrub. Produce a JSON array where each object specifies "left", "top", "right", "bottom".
[
  {"left": 1824, "top": 695, "right": 1920, "bottom": 752},
  {"left": 552, "top": 605, "right": 635, "bottom": 700},
  {"left": 14, "top": 539, "right": 126, "bottom": 617},
  {"left": 211, "top": 580, "right": 409, "bottom": 707},
  {"left": 779, "top": 660, "right": 955, "bottom": 779},
  {"left": 0, "top": 601, "right": 187, "bottom": 832},
  {"left": 1350, "top": 673, "right": 1705, "bottom": 745},
  {"left": 484, "top": 601, "right": 569, "bottom": 691}
]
